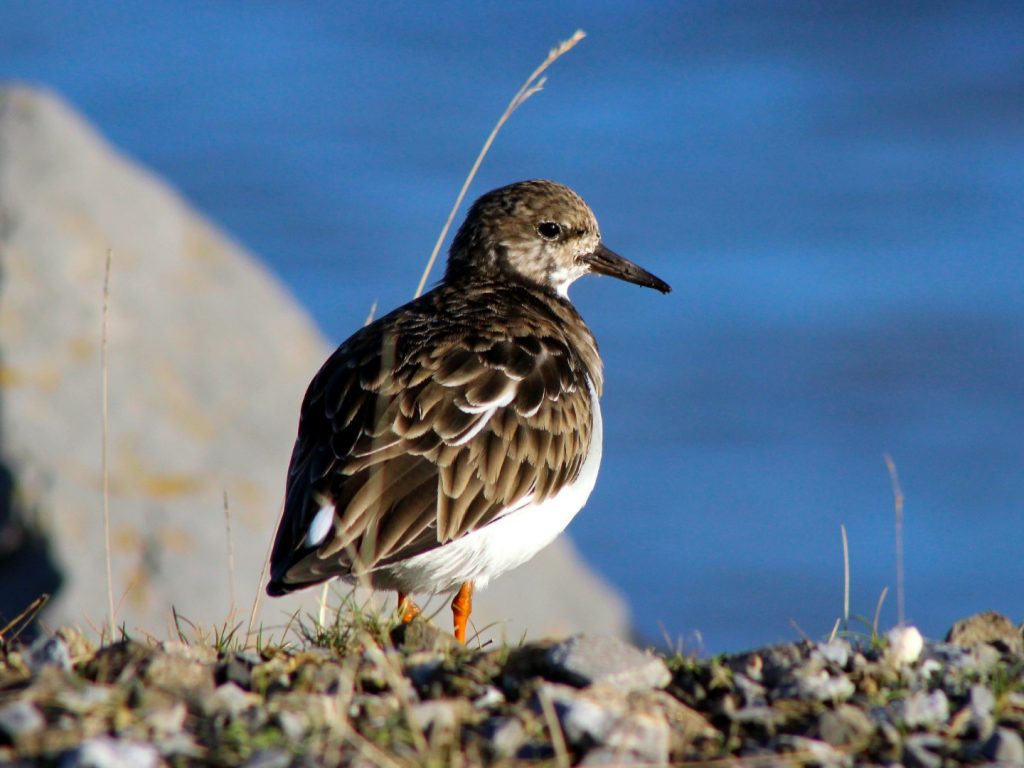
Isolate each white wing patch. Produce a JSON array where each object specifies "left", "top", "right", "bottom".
[{"left": 305, "top": 504, "right": 335, "bottom": 548}]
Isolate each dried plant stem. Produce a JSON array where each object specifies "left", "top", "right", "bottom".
[
  {"left": 101, "top": 250, "right": 116, "bottom": 641},
  {"left": 883, "top": 453, "right": 906, "bottom": 626},
  {"left": 413, "top": 29, "right": 586, "bottom": 298},
  {"left": 247, "top": 512, "right": 275, "bottom": 643},
  {"left": 538, "top": 686, "right": 571, "bottom": 768},
  {"left": 0, "top": 594, "right": 50, "bottom": 644},
  {"left": 828, "top": 617, "right": 841, "bottom": 644},
  {"left": 318, "top": 582, "right": 330, "bottom": 628},
  {"left": 841, "top": 523, "right": 850, "bottom": 626},
  {"left": 223, "top": 491, "right": 236, "bottom": 614},
  {"left": 873, "top": 585, "right": 889, "bottom": 639}
]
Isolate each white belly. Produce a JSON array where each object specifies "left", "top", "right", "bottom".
[{"left": 378, "top": 379, "right": 603, "bottom": 594}]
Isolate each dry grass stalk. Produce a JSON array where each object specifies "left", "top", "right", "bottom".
[
  {"left": 223, "top": 491, "right": 236, "bottom": 615},
  {"left": 873, "top": 586, "right": 889, "bottom": 638},
  {"left": 841, "top": 523, "right": 850, "bottom": 626},
  {"left": 413, "top": 29, "right": 587, "bottom": 298},
  {"left": 883, "top": 453, "right": 906, "bottom": 626},
  {"left": 101, "top": 249, "right": 116, "bottom": 641},
  {"left": 537, "top": 685, "right": 571, "bottom": 768}
]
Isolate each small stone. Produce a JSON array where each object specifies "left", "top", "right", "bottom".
[
  {"left": 59, "top": 738, "right": 159, "bottom": 768},
  {"left": 408, "top": 700, "right": 462, "bottom": 735},
  {"left": 729, "top": 706, "right": 780, "bottom": 727},
  {"left": 984, "top": 727, "right": 1024, "bottom": 765},
  {"left": 777, "top": 736, "right": 847, "bottom": 768},
  {"left": 947, "top": 611, "right": 1023, "bottom": 655},
  {"left": 642, "top": 690, "right": 717, "bottom": 749},
  {"left": 390, "top": 619, "right": 457, "bottom": 652},
  {"left": 818, "top": 704, "right": 873, "bottom": 747},
  {"left": 733, "top": 672, "right": 767, "bottom": 706},
  {"left": 243, "top": 750, "right": 292, "bottom": 768},
  {"left": 482, "top": 716, "right": 525, "bottom": 759},
  {"left": 473, "top": 685, "right": 505, "bottom": 710},
  {"left": 204, "top": 682, "right": 259, "bottom": 717},
  {"left": 538, "top": 684, "right": 615, "bottom": 747},
  {"left": 145, "top": 652, "right": 215, "bottom": 699},
  {"left": 146, "top": 702, "right": 187, "bottom": 736},
  {"left": 545, "top": 634, "right": 671, "bottom": 692},
  {"left": 56, "top": 684, "right": 114, "bottom": 714},
  {"left": 968, "top": 684, "right": 996, "bottom": 738},
  {"left": 216, "top": 654, "right": 254, "bottom": 689},
  {"left": 27, "top": 634, "right": 72, "bottom": 672},
  {"left": 580, "top": 712, "right": 670, "bottom": 765},
  {"left": 159, "top": 641, "right": 217, "bottom": 664},
  {"left": 886, "top": 625, "right": 924, "bottom": 665},
  {"left": 814, "top": 639, "right": 851, "bottom": 668},
  {"left": 274, "top": 710, "right": 308, "bottom": 741},
  {"left": 0, "top": 700, "right": 45, "bottom": 740},
  {"left": 796, "top": 669, "right": 855, "bottom": 701},
  {"left": 901, "top": 689, "right": 949, "bottom": 729},
  {"left": 404, "top": 652, "right": 443, "bottom": 689},
  {"left": 921, "top": 641, "right": 1000, "bottom": 675},
  {"left": 903, "top": 733, "right": 945, "bottom": 768}
]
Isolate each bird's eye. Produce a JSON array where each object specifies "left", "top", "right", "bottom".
[{"left": 537, "top": 222, "right": 562, "bottom": 240}]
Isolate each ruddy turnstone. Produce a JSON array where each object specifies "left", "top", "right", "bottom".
[{"left": 266, "top": 180, "right": 670, "bottom": 642}]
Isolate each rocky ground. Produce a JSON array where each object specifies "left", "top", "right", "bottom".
[{"left": 0, "top": 609, "right": 1021, "bottom": 767}]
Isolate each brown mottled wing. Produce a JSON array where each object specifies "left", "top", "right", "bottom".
[{"left": 267, "top": 308, "right": 595, "bottom": 594}]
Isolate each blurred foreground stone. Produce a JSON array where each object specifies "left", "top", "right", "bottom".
[{"left": 0, "top": 84, "right": 628, "bottom": 642}]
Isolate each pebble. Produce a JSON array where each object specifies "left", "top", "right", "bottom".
[
  {"left": 579, "top": 712, "right": 669, "bottom": 766},
  {"left": 887, "top": 625, "right": 924, "bottom": 666},
  {"left": 946, "top": 611, "right": 1023, "bottom": 655},
  {"left": 216, "top": 654, "right": 253, "bottom": 689},
  {"left": 242, "top": 750, "right": 292, "bottom": 768},
  {"left": 408, "top": 700, "right": 462, "bottom": 735},
  {"left": 482, "top": 716, "right": 525, "bottom": 759},
  {"left": 145, "top": 653, "right": 215, "bottom": 699},
  {"left": 544, "top": 634, "right": 671, "bottom": 692},
  {"left": 814, "top": 639, "right": 851, "bottom": 668},
  {"left": 27, "top": 635, "right": 71, "bottom": 672},
  {"left": 903, "top": 733, "right": 945, "bottom": 768},
  {"left": 537, "top": 683, "right": 612, "bottom": 747},
  {"left": 900, "top": 690, "right": 949, "bottom": 729},
  {"left": 777, "top": 736, "right": 848, "bottom": 768},
  {"left": 273, "top": 710, "right": 307, "bottom": 741},
  {"left": 204, "top": 682, "right": 259, "bottom": 717},
  {"left": 473, "top": 685, "right": 505, "bottom": 710},
  {"left": 984, "top": 727, "right": 1024, "bottom": 765},
  {"left": 795, "top": 669, "right": 855, "bottom": 701},
  {"left": 818, "top": 704, "right": 873, "bottom": 747},
  {"left": 0, "top": 700, "right": 45, "bottom": 740},
  {"left": 404, "top": 652, "right": 443, "bottom": 689},
  {"left": 59, "top": 738, "right": 159, "bottom": 768},
  {"left": 968, "top": 683, "right": 996, "bottom": 738}
]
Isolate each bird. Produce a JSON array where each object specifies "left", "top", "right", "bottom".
[{"left": 266, "top": 179, "right": 670, "bottom": 642}]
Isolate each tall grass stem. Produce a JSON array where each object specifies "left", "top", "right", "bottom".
[
  {"left": 413, "top": 29, "right": 586, "bottom": 299},
  {"left": 223, "top": 491, "right": 236, "bottom": 614},
  {"left": 883, "top": 454, "right": 906, "bottom": 626},
  {"left": 101, "top": 250, "right": 116, "bottom": 641},
  {"left": 841, "top": 523, "right": 850, "bottom": 627}
]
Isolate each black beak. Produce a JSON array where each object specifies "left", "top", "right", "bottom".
[{"left": 580, "top": 243, "right": 671, "bottom": 294}]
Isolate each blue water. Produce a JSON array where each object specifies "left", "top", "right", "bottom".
[{"left": 4, "top": 2, "right": 1022, "bottom": 652}]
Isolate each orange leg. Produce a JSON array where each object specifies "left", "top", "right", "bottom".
[
  {"left": 451, "top": 581, "right": 474, "bottom": 643},
  {"left": 397, "top": 591, "right": 421, "bottom": 623}
]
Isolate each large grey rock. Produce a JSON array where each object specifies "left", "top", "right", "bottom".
[{"left": 0, "top": 84, "right": 628, "bottom": 642}]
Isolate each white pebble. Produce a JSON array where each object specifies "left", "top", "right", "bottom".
[{"left": 887, "top": 625, "right": 924, "bottom": 665}]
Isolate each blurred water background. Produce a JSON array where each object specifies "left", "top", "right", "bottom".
[{"left": 4, "top": 1, "right": 1022, "bottom": 651}]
